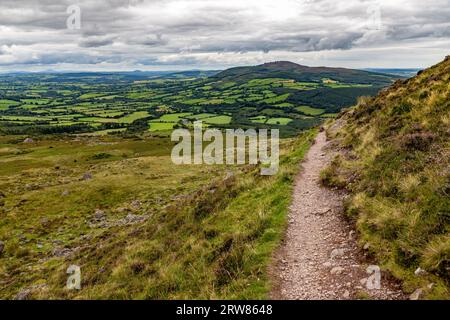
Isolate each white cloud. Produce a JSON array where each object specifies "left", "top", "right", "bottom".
[{"left": 0, "top": 0, "right": 448, "bottom": 71}]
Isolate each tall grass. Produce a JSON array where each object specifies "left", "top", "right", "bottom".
[
  {"left": 1, "top": 129, "right": 316, "bottom": 299},
  {"left": 322, "top": 57, "right": 450, "bottom": 299}
]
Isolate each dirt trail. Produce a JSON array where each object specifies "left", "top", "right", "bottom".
[{"left": 270, "top": 131, "right": 404, "bottom": 300}]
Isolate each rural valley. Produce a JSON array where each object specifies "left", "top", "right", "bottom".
[
  {"left": 0, "top": 58, "right": 448, "bottom": 300},
  {"left": 0, "top": 0, "right": 449, "bottom": 303}
]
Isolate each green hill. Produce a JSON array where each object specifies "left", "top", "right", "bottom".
[
  {"left": 323, "top": 56, "right": 450, "bottom": 299},
  {"left": 213, "top": 61, "right": 398, "bottom": 85}
]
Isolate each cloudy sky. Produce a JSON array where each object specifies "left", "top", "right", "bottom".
[{"left": 0, "top": 0, "right": 449, "bottom": 72}]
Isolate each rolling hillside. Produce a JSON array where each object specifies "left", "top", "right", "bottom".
[
  {"left": 213, "top": 61, "right": 398, "bottom": 85},
  {"left": 323, "top": 56, "right": 450, "bottom": 299},
  {"left": 0, "top": 62, "right": 400, "bottom": 138}
]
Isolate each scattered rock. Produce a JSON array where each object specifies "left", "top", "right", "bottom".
[
  {"left": 224, "top": 170, "right": 235, "bottom": 180},
  {"left": 82, "top": 172, "right": 93, "bottom": 180},
  {"left": 40, "top": 217, "right": 49, "bottom": 227},
  {"left": 414, "top": 267, "right": 427, "bottom": 276},
  {"left": 363, "top": 242, "right": 370, "bottom": 250},
  {"left": 94, "top": 209, "right": 106, "bottom": 221},
  {"left": 330, "top": 266, "right": 345, "bottom": 275},
  {"left": 348, "top": 230, "right": 356, "bottom": 240},
  {"left": 23, "top": 138, "right": 34, "bottom": 143},
  {"left": 330, "top": 248, "right": 345, "bottom": 259},
  {"left": 343, "top": 290, "right": 350, "bottom": 298},
  {"left": 116, "top": 207, "right": 129, "bottom": 213},
  {"left": 14, "top": 284, "right": 47, "bottom": 300},
  {"left": 409, "top": 288, "right": 423, "bottom": 300},
  {"left": 271, "top": 131, "right": 405, "bottom": 300},
  {"left": 15, "top": 288, "right": 31, "bottom": 300},
  {"left": 131, "top": 200, "right": 141, "bottom": 209},
  {"left": 52, "top": 247, "right": 72, "bottom": 257},
  {"left": 116, "top": 213, "right": 147, "bottom": 226},
  {"left": 61, "top": 190, "right": 69, "bottom": 196},
  {"left": 79, "top": 234, "right": 92, "bottom": 241},
  {"left": 25, "top": 183, "right": 38, "bottom": 191}
]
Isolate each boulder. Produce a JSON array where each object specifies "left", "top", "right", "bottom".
[
  {"left": 131, "top": 200, "right": 141, "bottom": 209},
  {"left": 330, "top": 248, "right": 345, "bottom": 259},
  {"left": 94, "top": 209, "right": 106, "bottom": 221},
  {"left": 330, "top": 266, "right": 345, "bottom": 275},
  {"left": 15, "top": 288, "right": 31, "bottom": 300},
  {"left": 414, "top": 267, "right": 427, "bottom": 276},
  {"left": 409, "top": 288, "right": 423, "bottom": 300}
]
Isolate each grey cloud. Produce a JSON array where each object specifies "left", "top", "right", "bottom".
[
  {"left": 79, "top": 37, "right": 115, "bottom": 48},
  {"left": 0, "top": 0, "right": 448, "bottom": 70}
]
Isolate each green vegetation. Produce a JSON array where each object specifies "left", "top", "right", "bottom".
[
  {"left": 0, "top": 62, "right": 398, "bottom": 137},
  {"left": 203, "top": 115, "right": 232, "bottom": 125},
  {"left": 149, "top": 122, "right": 176, "bottom": 132},
  {"left": 266, "top": 118, "right": 293, "bottom": 125},
  {"left": 250, "top": 116, "right": 267, "bottom": 124},
  {"left": 322, "top": 56, "right": 450, "bottom": 299},
  {"left": 295, "top": 105, "right": 325, "bottom": 116},
  {"left": 82, "top": 128, "right": 127, "bottom": 136},
  {"left": 158, "top": 113, "right": 192, "bottom": 122},
  {"left": 0, "top": 126, "right": 316, "bottom": 299},
  {"left": 117, "top": 111, "right": 150, "bottom": 124}
]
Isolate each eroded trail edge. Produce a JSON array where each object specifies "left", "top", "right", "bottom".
[{"left": 270, "top": 131, "right": 404, "bottom": 300}]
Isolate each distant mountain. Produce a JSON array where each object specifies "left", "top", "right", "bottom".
[
  {"left": 0, "top": 70, "right": 221, "bottom": 80},
  {"left": 213, "top": 61, "right": 399, "bottom": 86},
  {"left": 157, "top": 70, "right": 221, "bottom": 79},
  {"left": 364, "top": 68, "right": 421, "bottom": 78}
]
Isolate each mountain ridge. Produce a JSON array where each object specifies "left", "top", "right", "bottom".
[{"left": 213, "top": 61, "right": 400, "bottom": 85}]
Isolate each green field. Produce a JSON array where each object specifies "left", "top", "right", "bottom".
[
  {"left": 295, "top": 106, "right": 325, "bottom": 116},
  {"left": 157, "top": 113, "right": 192, "bottom": 122},
  {"left": 185, "top": 113, "right": 217, "bottom": 120},
  {"left": 266, "top": 117, "right": 293, "bottom": 125},
  {"left": 148, "top": 122, "right": 176, "bottom": 131},
  {"left": 203, "top": 115, "right": 232, "bottom": 125},
  {"left": 250, "top": 116, "right": 267, "bottom": 124},
  {"left": 117, "top": 111, "right": 150, "bottom": 124},
  {"left": 0, "top": 66, "right": 389, "bottom": 137}
]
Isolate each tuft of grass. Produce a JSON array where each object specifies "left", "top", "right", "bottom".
[{"left": 319, "top": 155, "right": 348, "bottom": 189}]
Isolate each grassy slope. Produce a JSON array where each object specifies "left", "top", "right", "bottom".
[
  {"left": 322, "top": 57, "right": 450, "bottom": 299},
  {"left": 0, "top": 130, "right": 316, "bottom": 299}
]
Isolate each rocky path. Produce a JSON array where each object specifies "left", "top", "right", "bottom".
[{"left": 270, "top": 131, "right": 404, "bottom": 300}]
